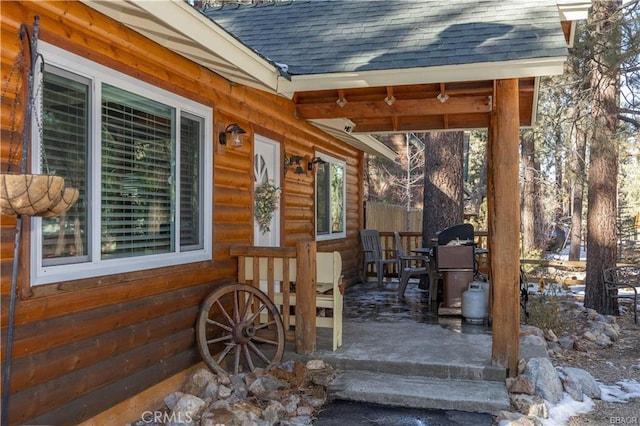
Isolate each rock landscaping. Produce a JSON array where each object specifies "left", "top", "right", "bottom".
[
  {"left": 131, "top": 294, "right": 637, "bottom": 425},
  {"left": 132, "top": 359, "right": 337, "bottom": 426},
  {"left": 498, "top": 297, "right": 639, "bottom": 425}
]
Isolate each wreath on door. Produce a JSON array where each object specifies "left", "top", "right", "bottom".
[{"left": 254, "top": 180, "right": 280, "bottom": 234}]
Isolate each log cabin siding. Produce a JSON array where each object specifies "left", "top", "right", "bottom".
[{"left": 0, "top": 1, "right": 367, "bottom": 423}]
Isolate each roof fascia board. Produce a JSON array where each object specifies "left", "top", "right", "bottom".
[
  {"left": 566, "top": 20, "right": 577, "bottom": 48},
  {"left": 530, "top": 76, "right": 541, "bottom": 127},
  {"left": 556, "top": 1, "right": 592, "bottom": 21},
  {"left": 81, "top": 0, "right": 280, "bottom": 93},
  {"left": 557, "top": 1, "right": 590, "bottom": 48},
  {"left": 129, "top": 0, "right": 280, "bottom": 91},
  {"left": 277, "top": 57, "right": 567, "bottom": 98}
]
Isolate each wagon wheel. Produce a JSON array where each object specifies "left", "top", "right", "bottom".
[{"left": 196, "top": 283, "right": 285, "bottom": 376}]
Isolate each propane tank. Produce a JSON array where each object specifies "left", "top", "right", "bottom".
[
  {"left": 462, "top": 281, "right": 487, "bottom": 323},
  {"left": 480, "top": 280, "right": 490, "bottom": 308}
]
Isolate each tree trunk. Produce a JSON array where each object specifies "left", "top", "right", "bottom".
[
  {"left": 569, "top": 122, "right": 587, "bottom": 261},
  {"left": 521, "top": 129, "right": 544, "bottom": 255},
  {"left": 553, "top": 129, "right": 567, "bottom": 239},
  {"left": 422, "top": 131, "right": 464, "bottom": 246},
  {"left": 585, "top": 0, "right": 621, "bottom": 314}
]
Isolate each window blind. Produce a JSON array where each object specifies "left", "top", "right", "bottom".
[
  {"left": 180, "top": 114, "right": 203, "bottom": 250},
  {"left": 41, "top": 69, "right": 89, "bottom": 264},
  {"left": 101, "top": 84, "right": 175, "bottom": 259}
]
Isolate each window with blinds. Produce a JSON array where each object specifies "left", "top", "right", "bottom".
[
  {"left": 41, "top": 67, "right": 90, "bottom": 265},
  {"left": 35, "top": 43, "right": 211, "bottom": 285},
  {"left": 101, "top": 84, "right": 175, "bottom": 259},
  {"left": 315, "top": 155, "right": 346, "bottom": 240},
  {"left": 180, "top": 113, "right": 203, "bottom": 250}
]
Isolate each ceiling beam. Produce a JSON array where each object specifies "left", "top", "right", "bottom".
[{"left": 296, "top": 95, "right": 492, "bottom": 120}]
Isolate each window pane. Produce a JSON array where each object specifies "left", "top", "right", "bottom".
[
  {"left": 101, "top": 84, "right": 175, "bottom": 259},
  {"left": 180, "top": 113, "right": 203, "bottom": 250},
  {"left": 41, "top": 68, "right": 89, "bottom": 265},
  {"left": 330, "top": 163, "right": 345, "bottom": 233},
  {"left": 316, "top": 164, "right": 330, "bottom": 235}
]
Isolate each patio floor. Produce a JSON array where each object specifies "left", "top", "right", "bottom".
[
  {"left": 341, "top": 278, "right": 490, "bottom": 331},
  {"left": 282, "top": 278, "right": 509, "bottom": 424},
  {"left": 286, "top": 278, "right": 500, "bottom": 370}
]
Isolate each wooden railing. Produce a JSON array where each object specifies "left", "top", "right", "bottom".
[
  {"left": 520, "top": 259, "right": 586, "bottom": 285},
  {"left": 229, "top": 241, "right": 317, "bottom": 354},
  {"left": 375, "top": 231, "right": 489, "bottom": 277},
  {"left": 380, "top": 230, "right": 489, "bottom": 253},
  {"left": 380, "top": 231, "right": 421, "bottom": 254}
]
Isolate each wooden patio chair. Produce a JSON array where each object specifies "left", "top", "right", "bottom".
[
  {"left": 394, "top": 231, "right": 431, "bottom": 299},
  {"left": 360, "top": 229, "right": 399, "bottom": 286},
  {"left": 603, "top": 266, "right": 638, "bottom": 324}
]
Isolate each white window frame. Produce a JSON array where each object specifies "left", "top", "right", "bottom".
[
  {"left": 314, "top": 152, "right": 346, "bottom": 241},
  {"left": 30, "top": 42, "right": 213, "bottom": 286}
]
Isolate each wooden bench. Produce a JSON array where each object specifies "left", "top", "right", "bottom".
[
  {"left": 603, "top": 266, "right": 639, "bottom": 324},
  {"left": 234, "top": 248, "right": 344, "bottom": 351}
]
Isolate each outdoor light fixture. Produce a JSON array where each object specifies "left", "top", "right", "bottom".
[
  {"left": 336, "top": 89, "right": 347, "bottom": 107},
  {"left": 385, "top": 87, "right": 395, "bottom": 106},
  {"left": 308, "top": 156, "right": 327, "bottom": 172},
  {"left": 437, "top": 92, "right": 449, "bottom": 103},
  {"left": 219, "top": 123, "right": 247, "bottom": 147}
]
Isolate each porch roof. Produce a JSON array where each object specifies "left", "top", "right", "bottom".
[
  {"left": 80, "top": 0, "right": 589, "bottom": 157},
  {"left": 206, "top": 1, "right": 569, "bottom": 89}
]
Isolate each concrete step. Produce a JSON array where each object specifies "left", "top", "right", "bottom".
[
  {"left": 328, "top": 370, "right": 510, "bottom": 414},
  {"left": 317, "top": 352, "right": 506, "bottom": 382}
]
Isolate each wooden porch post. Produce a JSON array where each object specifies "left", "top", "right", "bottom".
[
  {"left": 295, "top": 240, "right": 317, "bottom": 353},
  {"left": 488, "top": 79, "right": 520, "bottom": 377}
]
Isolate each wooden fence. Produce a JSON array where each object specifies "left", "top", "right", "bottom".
[{"left": 365, "top": 201, "right": 422, "bottom": 232}]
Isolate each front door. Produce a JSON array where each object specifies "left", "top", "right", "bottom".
[{"left": 253, "top": 135, "right": 281, "bottom": 247}]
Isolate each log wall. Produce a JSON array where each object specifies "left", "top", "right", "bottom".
[{"left": 0, "top": 2, "right": 365, "bottom": 424}]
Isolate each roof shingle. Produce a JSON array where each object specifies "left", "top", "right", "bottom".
[{"left": 203, "top": 0, "right": 568, "bottom": 75}]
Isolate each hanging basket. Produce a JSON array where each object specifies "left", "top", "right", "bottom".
[
  {"left": 0, "top": 173, "right": 70, "bottom": 216},
  {"left": 40, "top": 187, "right": 79, "bottom": 218}
]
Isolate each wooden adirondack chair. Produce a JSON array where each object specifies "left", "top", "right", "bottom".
[
  {"left": 360, "top": 229, "right": 399, "bottom": 286},
  {"left": 394, "top": 231, "right": 431, "bottom": 299},
  {"left": 237, "top": 249, "right": 344, "bottom": 350}
]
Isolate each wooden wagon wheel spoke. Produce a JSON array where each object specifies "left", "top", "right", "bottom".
[
  {"left": 196, "top": 283, "right": 285, "bottom": 376},
  {"left": 250, "top": 334, "right": 280, "bottom": 346},
  {"left": 214, "top": 298, "right": 235, "bottom": 327},
  {"left": 254, "top": 319, "right": 278, "bottom": 331},
  {"left": 242, "top": 344, "right": 256, "bottom": 371},
  {"left": 246, "top": 302, "right": 268, "bottom": 324},
  {"left": 206, "top": 334, "right": 233, "bottom": 345},
  {"left": 240, "top": 292, "right": 255, "bottom": 321},
  {"left": 247, "top": 341, "right": 272, "bottom": 365},
  {"left": 206, "top": 318, "right": 233, "bottom": 332},
  {"left": 234, "top": 343, "right": 242, "bottom": 373},
  {"left": 214, "top": 344, "right": 235, "bottom": 367},
  {"left": 233, "top": 288, "right": 242, "bottom": 323}
]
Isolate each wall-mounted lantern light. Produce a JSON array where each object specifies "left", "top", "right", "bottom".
[
  {"left": 307, "top": 156, "right": 327, "bottom": 172},
  {"left": 219, "top": 123, "right": 247, "bottom": 147}
]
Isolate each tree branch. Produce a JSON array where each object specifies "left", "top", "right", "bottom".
[{"left": 618, "top": 114, "right": 640, "bottom": 128}]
